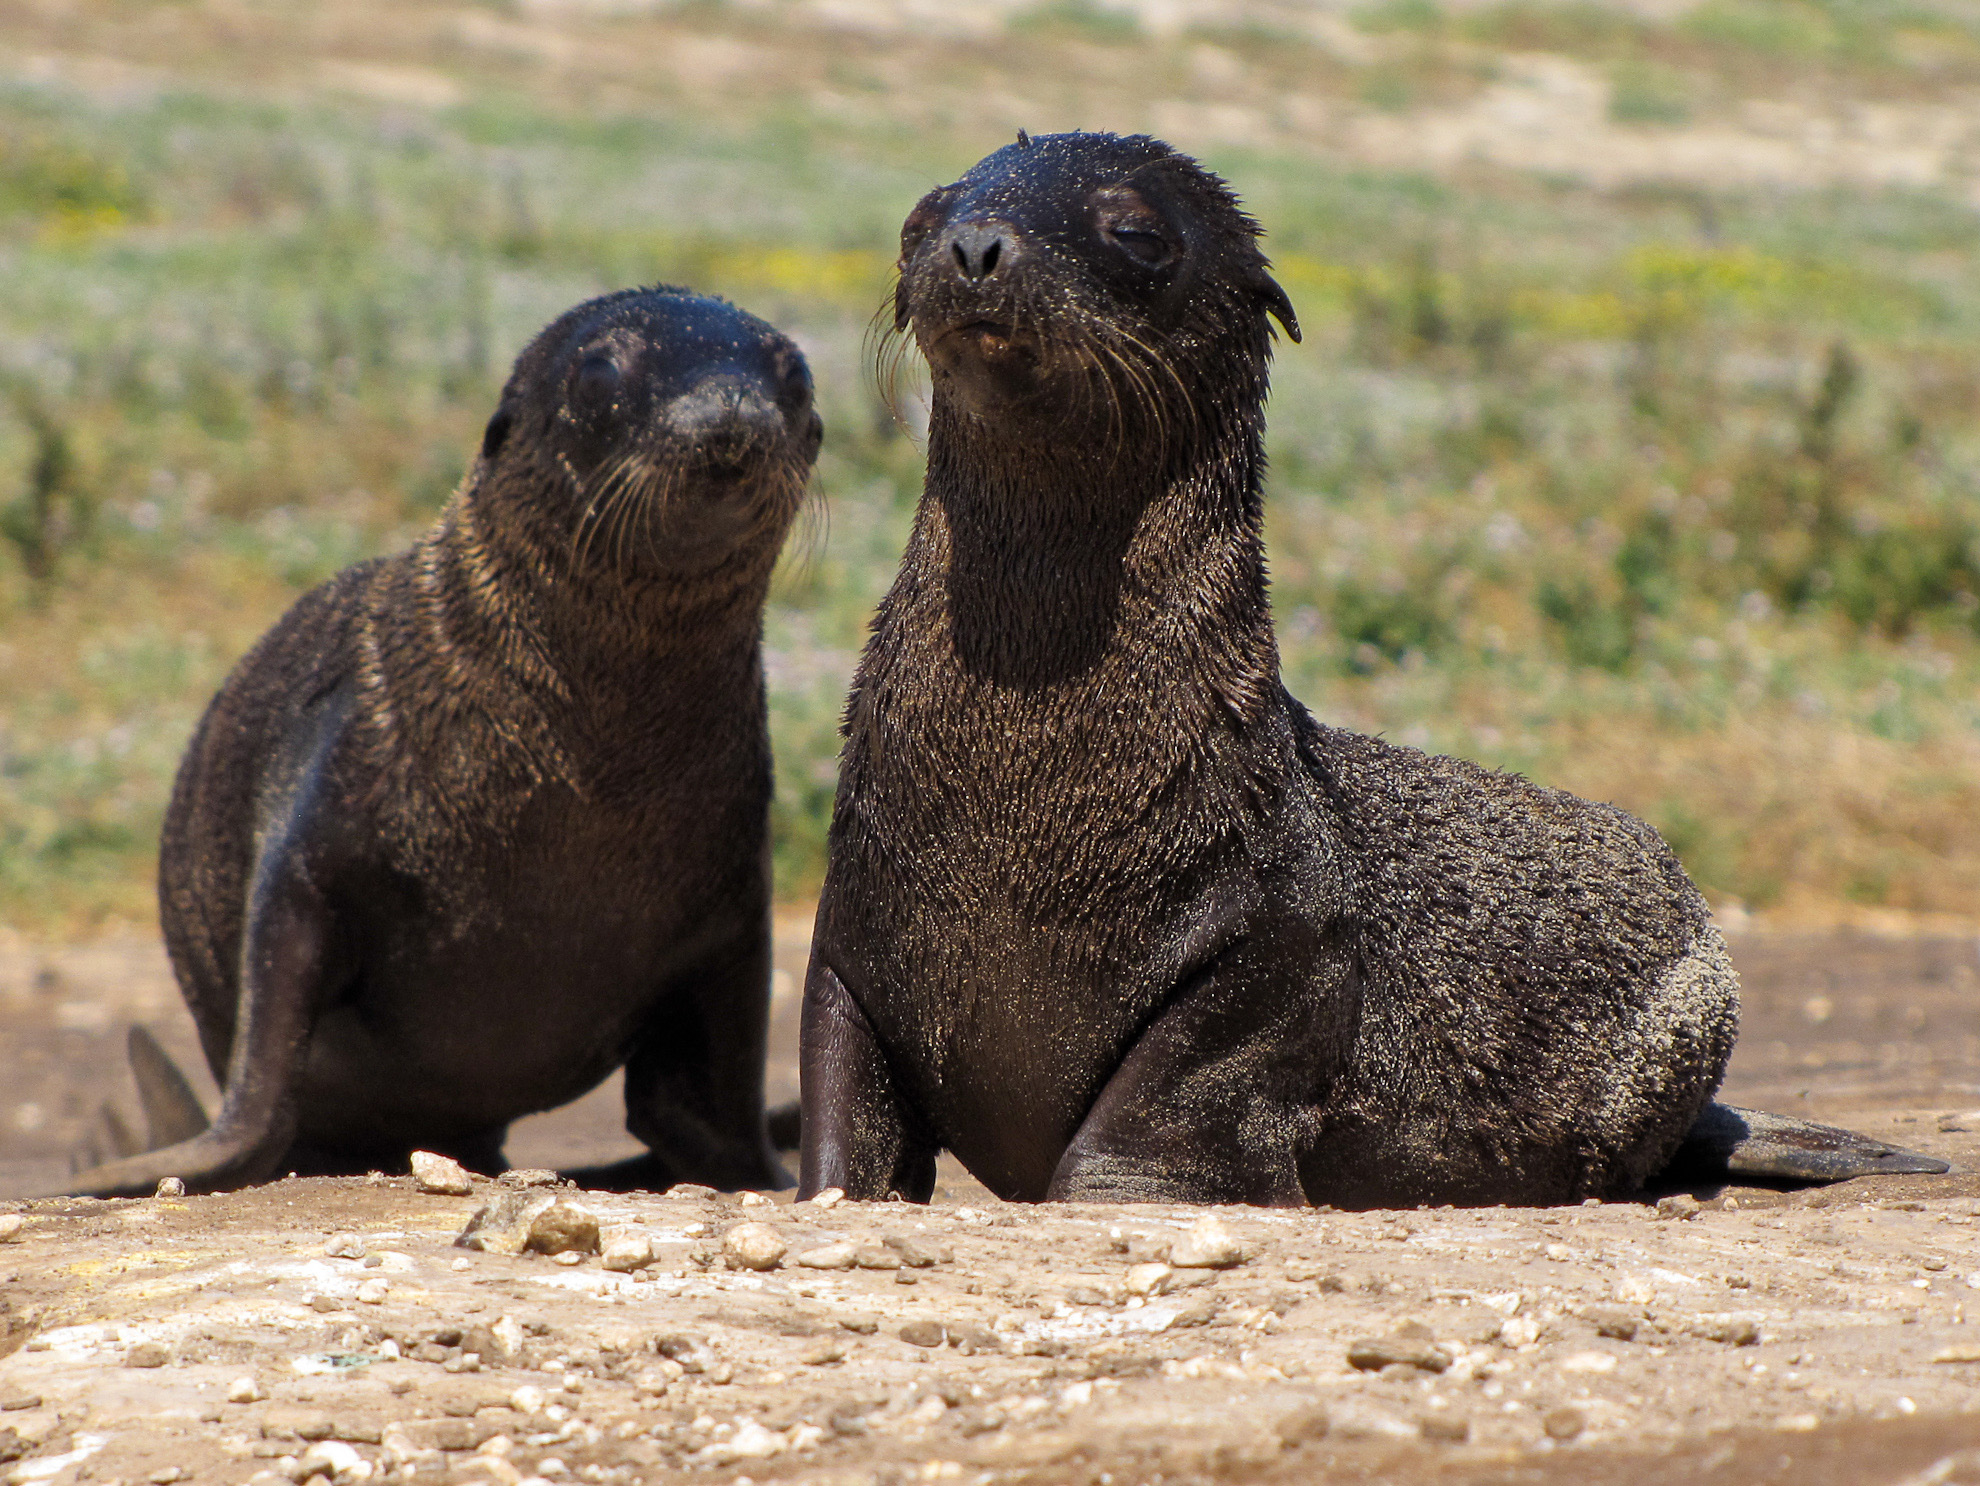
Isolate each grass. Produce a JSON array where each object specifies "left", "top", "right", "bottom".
[{"left": 0, "top": 1, "right": 1976, "bottom": 933}]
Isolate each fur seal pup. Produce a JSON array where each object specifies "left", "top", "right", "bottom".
[
  {"left": 797, "top": 132, "right": 1946, "bottom": 1206},
  {"left": 56, "top": 285, "right": 820, "bottom": 1198}
]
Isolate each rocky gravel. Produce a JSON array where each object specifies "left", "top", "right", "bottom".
[
  {"left": 2, "top": 924, "right": 1979, "bottom": 1482},
  {"left": 4, "top": 1157, "right": 1980, "bottom": 1485}
]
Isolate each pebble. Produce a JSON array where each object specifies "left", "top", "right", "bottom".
[
  {"left": 355, "top": 1278, "right": 390, "bottom": 1303},
  {"left": 411, "top": 1150, "right": 475, "bottom": 1195},
  {"left": 1938, "top": 1111, "right": 1980, "bottom": 1134},
  {"left": 1581, "top": 1304, "right": 1642, "bottom": 1341},
  {"left": 796, "top": 1242, "right": 859, "bottom": 1270},
  {"left": 0, "top": 1215, "right": 23, "bottom": 1242},
  {"left": 1559, "top": 1350, "right": 1619, "bottom": 1374},
  {"left": 154, "top": 1177, "right": 185, "bottom": 1199},
  {"left": 740, "top": 1191, "right": 772, "bottom": 1207},
  {"left": 501, "top": 1169, "right": 560, "bottom": 1188},
  {"left": 309, "top": 1295, "right": 345, "bottom": 1313},
  {"left": 149, "top": 1466, "right": 185, "bottom": 1483},
  {"left": 885, "top": 1235, "right": 948, "bottom": 1268},
  {"left": 802, "top": 1339, "right": 848, "bottom": 1366},
  {"left": 1931, "top": 1344, "right": 1980, "bottom": 1364},
  {"left": 1125, "top": 1263, "right": 1173, "bottom": 1297},
  {"left": 260, "top": 1407, "right": 335, "bottom": 1440},
  {"left": 455, "top": 1192, "right": 599, "bottom": 1256},
  {"left": 125, "top": 1341, "right": 171, "bottom": 1368},
  {"left": 599, "top": 1226, "right": 655, "bottom": 1273},
  {"left": 1329, "top": 1402, "right": 1416, "bottom": 1441},
  {"left": 323, "top": 1235, "right": 366, "bottom": 1260},
  {"left": 1419, "top": 1412, "right": 1469, "bottom": 1444},
  {"left": 837, "top": 1315, "right": 880, "bottom": 1335},
  {"left": 1170, "top": 1215, "right": 1245, "bottom": 1269},
  {"left": 551, "top": 1249, "right": 585, "bottom": 1266},
  {"left": 948, "top": 1323, "right": 1001, "bottom": 1355},
  {"left": 227, "top": 1377, "right": 263, "bottom": 1404},
  {"left": 0, "top": 1393, "right": 39, "bottom": 1412},
  {"left": 899, "top": 1321, "right": 946, "bottom": 1349},
  {"left": 1346, "top": 1335, "right": 1450, "bottom": 1373},
  {"left": 853, "top": 1244, "right": 903, "bottom": 1271},
  {"left": 1688, "top": 1315, "right": 1761, "bottom": 1346},
  {"left": 1543, "top": 1405, "right": 1586, "bottom": 1441},
  {"left": 664, "top": 1184, "right": 718, "bottom": 1200},
  {"left": 724, "top": 1222, "right": 788, "bottom": 1271},
  {"left": 807, "top": 1188, "right": 847, "bottom": 1209},
  {"left": 1275, "top": 1404, "right": 1330, "bottom": 1448},
  {"left": 1655, "top": 1194, "right": 1702, "bottom": 1222}
]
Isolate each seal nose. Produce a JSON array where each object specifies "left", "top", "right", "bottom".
[
  {"left": 667, "top": 372, "right": 784, "bottom": 470},
  {"left": 946, "top": 219, "right": 1014, "bottom": 282}
]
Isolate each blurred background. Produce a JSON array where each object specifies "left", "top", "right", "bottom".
[{"left": 2, "top": 0, "right": 1978, "bottom": 942}]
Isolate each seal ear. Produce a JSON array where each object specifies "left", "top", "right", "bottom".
[
  {"left": 1254, "top": 271, "right": 1300, "bottom": 344},
  {"left": 481, "top": 405, "right": 515, "bottom": 462}
]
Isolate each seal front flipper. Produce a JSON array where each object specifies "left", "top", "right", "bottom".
[
  {"left": 610, "top": 936, "right": 791, "bottom": 1193},
  {"left": 796, "top": 961, "right": 936, "bottom": 1203},
  {"left": 1047, "top": 934, "right": 1343, "bottom": 1207},
  {"left": 1658, "top": 1101, "right": 1951, "bottom": 1188}
]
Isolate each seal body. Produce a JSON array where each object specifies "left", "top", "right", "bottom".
[
  {"left": 799, "top": 133, "right": 1753, "bottom": 1207},
  {"left": 65, "top": 286, "right": 820, "bottom": 1197}
]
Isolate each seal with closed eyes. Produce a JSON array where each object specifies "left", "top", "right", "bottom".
[
  {"left": 796, "top": 132, "right": 1946, "bottom": 1206},
  {"left": 54, "top": 286, "right": 820, "bottom": 1197}
]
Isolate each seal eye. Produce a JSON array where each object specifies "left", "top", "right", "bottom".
[
  {"left": 1104, "top": 225, "right": 1174, "bottom": 267},
  {"left": 1091, "top": 187, "right": 1180, "bottom": 271},
  {"left": 481, "top": 407, "right": 513, "bottom": 461},
  {"left": 900, "top": 190, "right": 951, "bottom": 260},
  {"left": 576, "top": 354, "right": 622, "bottom": 402}
]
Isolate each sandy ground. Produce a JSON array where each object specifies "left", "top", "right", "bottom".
[{"left": 1, "top": 920, "right": 1980, "bottom": 1485}]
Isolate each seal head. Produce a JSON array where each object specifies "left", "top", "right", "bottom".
[
  {"left": 484, "top": 288, "right": 821, "bottom": 580},
  {"left": 893, "top": 132, "right": 1297, "bottom": 429}
]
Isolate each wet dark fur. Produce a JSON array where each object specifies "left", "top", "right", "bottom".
[
  {"left": 55, "top": 286, "right": 820, "bottom": 1197},
  {"left": 798, "top": 133, "right": 1937, "bottom": 1208}
]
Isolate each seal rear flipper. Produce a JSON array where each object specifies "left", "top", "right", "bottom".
[
  {"left": 1659, "top": 1101, "right": 1951, "bottom": 1188},
  {"left": 128, "top": 1025, "right": 210, "bottom": 1148},
  {"left": 51, "top": 847, "right": 339, "bottom": 1199}
]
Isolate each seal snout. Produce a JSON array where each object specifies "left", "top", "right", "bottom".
[{"left": 945, "top": 218, "right": 1016, "bottom": 282}]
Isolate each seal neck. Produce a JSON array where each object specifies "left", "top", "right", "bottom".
[
  {"left": 414, "top": 488, "right": 774, "bottom": 727},
  {"left": 904, "top": 394, "right": 1281, "bottom": 709}
]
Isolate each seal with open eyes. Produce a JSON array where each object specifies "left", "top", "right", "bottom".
[
  {"left": 53, "top": 286, "right": 821, "bottom": 1198},
  {"left": 796, "top": 131, "right": 1946, "bottom": 1206}
]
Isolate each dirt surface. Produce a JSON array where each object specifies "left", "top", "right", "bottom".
[{"left": 2, "top": 920, "right": 1980, "bottom": 1486}]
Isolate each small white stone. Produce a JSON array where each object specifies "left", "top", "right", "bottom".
[
  {"left": 355, "top": 1278, "right": 389, "bottom": 1304},
  {"left": 0, "top": 1215, "right": 23, "bottom": 1243},
  {"left": 1124, "top": 1262, "right": 1173, "bottom": 1297},
  {"left": 724, "top": 1222, "right": 788, "bottom": 1272},
  {"left": 511, "top": 1384, "right": 547, "bottom": 1412},
  {"left": 410, "top": 1150, "right": 473, "bottom": 1195},
  {"left": 299, "top": 1439, "right": 368, "bottom": 1481},
  {"left": 599, "top": 1226, "right": 654, "bottom": 1273},
  {"left": 154, "top": 1177, "right": 186, "bottom": 1199},
  {"left": 450, "top": 1256, "right": 473, "bottom": 1272},
  {"left": 1558, "top": 1350, "right": 1619, "bottom": 1374},
  {"left": 1170, "top": 1215, "right": 1244, "bottom": 1269},
  {"left": 794, "top": 1242, "right": 858, "bottom": 1270},
  {"left": 226, "top": 1375, "right": 263, "bottom": 1404},
  {"left": 807, "top": 1187, "right": 846, "bottom": 1209},
  {"left": 739, "top": 1191, "right": 771, "bottom": 1207},
  {"left": 551, "top": 1250, "right": 585, "bottom": 1266}
]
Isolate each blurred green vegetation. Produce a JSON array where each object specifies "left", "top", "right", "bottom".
[{"left": 1, "top": 9, "right": 1977, "bottom": 930}]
